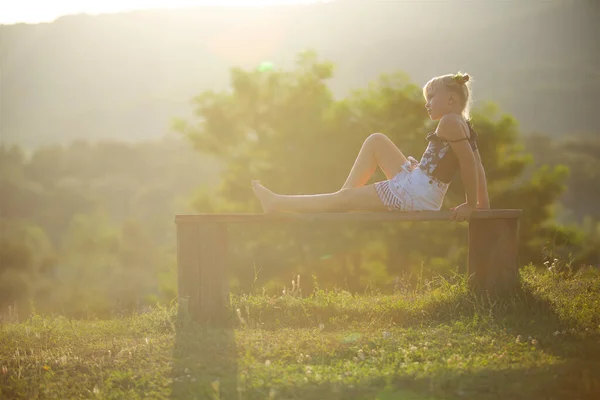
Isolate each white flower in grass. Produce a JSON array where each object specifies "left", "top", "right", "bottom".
[
  {"left": 516, "top": 335, "right": 523, "bottom": 343},
  {"left": 382, "top": 331, "right": 391, "bottom": 339},
  {"left": 531, "top": 339, "right": 538, "bottom": 346},
  {"left": 305, "top": 366, "right": 313, "bottom": 375},
  {"left": 357, "top": 349, "right": 365, "bottom": 361}
]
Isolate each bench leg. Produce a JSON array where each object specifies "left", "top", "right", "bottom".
[
  {"left": 177, "top": 222, "right": 229, "bottom": 324},
  {"left": 468, "top": 218, "right": 520, "bottom": 295}
]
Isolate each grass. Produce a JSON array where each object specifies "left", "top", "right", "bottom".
[{"left": 1, "top": 264, "right": 599, "bottom": 399}]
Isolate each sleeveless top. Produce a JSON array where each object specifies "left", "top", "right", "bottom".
[{"left": 418, "top": 121, "right": 479, "bottom": 184}]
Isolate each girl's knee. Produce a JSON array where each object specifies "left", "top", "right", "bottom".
[
  {"left": 366, "top": 132, "right": 388, "bottom": 143},
  {"left": 364, "top": 133, "right": 391, "bottom": 149}
]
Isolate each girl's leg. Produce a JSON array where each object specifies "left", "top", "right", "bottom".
[
  {"left": 341, "top": 133, "right": 408, "bottom": 189},
  {"left": 252, "top": 180, "right": 389, "bottom": 213}
]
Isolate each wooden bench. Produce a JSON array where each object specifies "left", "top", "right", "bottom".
[{"left": 175, "top": 210, "right": 521, "bottom": 324}]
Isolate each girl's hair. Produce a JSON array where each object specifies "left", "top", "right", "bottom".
[{"left": 423, "top": 72, "right": 473, "bottom": 121}]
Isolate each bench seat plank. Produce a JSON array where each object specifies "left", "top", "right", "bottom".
[{"left": 175, "top": 209, "right": 521, "bottom": 224}]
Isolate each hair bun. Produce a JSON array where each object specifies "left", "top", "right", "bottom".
[{"left": 454, "top": 73, "right": 469, "bottom": 84}]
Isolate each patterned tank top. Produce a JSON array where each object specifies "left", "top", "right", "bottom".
[{"left": 418, "top": 121, "right": 479, "bottom": 184}]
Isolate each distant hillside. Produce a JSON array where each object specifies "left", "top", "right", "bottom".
[{"left": 1, "top": 0, "right": 598, "bottom": 149}]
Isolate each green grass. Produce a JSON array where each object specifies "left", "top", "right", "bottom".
[{"left": 1, "top": 264, "right": 599, "bottom": 399}]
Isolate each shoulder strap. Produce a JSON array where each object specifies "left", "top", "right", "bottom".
[{"left": 444, "top": 121, "right": 479, "bottom": 149}]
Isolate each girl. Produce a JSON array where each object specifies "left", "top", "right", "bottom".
[{"left": 251, "top": 72, "right": 490, "bottom": 222}]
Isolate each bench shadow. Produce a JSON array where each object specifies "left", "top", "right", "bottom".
[
  {"left": 259, "top": 359, "right": 600, "bottom": 400},
  {"left": 170, "top": 315, "right": 238, "bottom": 400},
  {"left": 240, "top": 272, "right": 600, "bottom": 360},
  {"left": 466, "top": 279, "right": 600, "bottom": 361},
  {"left": 166, "top": 278, "right": 600, "bottom": 399}
]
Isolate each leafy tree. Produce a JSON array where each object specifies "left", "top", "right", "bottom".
[{"left": 0, "top": 222, "right": 55, "bottom": 319}]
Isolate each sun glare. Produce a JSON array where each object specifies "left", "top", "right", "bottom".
[{"left": 0, "top": 0, "right": 328, "bottom": 24}]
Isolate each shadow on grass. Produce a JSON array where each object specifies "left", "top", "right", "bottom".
[
  {"left": 166, "top": 269, "right": 599, "bottom": 399},
  {"left": 170, "top": 316, "right": 238, "bottom": 400},
  {"left": 234, "top": 272, "right": 600, "bottom": 358},
  {"left": 258, "top": 359, "right": 600, "bottom": 400}
]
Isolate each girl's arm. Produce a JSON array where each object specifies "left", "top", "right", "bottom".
[
  {"left": 473, "top": 149, "right": 490, "bottom": 209},
  {"left": 437, "top": 115, "right": 478, "bottom": 209}
]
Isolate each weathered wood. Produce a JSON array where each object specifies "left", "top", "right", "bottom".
[
  {"left": 176, "top": 222, "right": 200, "bottom": 319},
  {"left": 468, "top": 218, "right": 520, "bottom": 294},
  {"left": 196, "top": 223, "right": 229, "bottom": 324},
  {"left": 175, "top": 209, "right": 522, "bottom": 224},
  {"left": 176, "top": 222, "right": 229, "bottom": 324}
]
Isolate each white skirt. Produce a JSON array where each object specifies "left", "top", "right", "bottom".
[{"left": 374, "top": 157, "right": 449, "bottom": 211}]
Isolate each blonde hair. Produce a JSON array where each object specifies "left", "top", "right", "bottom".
[{"left": 423, "top": 72, "right": 473, "bottom": 121}]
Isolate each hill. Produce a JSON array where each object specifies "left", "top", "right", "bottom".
[{"left": 1, "top": 0, "right": 598, "bottom": 149}]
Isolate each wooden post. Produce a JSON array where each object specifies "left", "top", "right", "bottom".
[
  {"left": 176, "top": 222, "right": 199, "bottom": 319},
  {"left": 468, "top": 217, "right": 520, "bottom": 295},
  {"left": 176, "top": 221, "right": 229, "bottom": 324}
]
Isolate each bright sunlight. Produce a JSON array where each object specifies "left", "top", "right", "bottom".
[{"left": 0, "top": 0, "right": 329, "bottom": 24}]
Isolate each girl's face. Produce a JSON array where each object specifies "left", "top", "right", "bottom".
[{"left": 425, "top": 87, "right": 452, "bottom": 121}]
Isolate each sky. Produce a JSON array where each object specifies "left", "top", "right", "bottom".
[{"left": 0, "top": 0, "right": 329, "bottom": 24}]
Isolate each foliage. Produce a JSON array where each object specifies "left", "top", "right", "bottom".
[{"left": 0, "top": 137, "right": 219, "bottom": 318}]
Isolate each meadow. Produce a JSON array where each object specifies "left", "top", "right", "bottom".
[{"left": 1, "top": 263, "right": 599, "bottom": 400}]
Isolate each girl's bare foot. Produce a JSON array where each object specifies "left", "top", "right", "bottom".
[{"left": 251, "top": 180, "right": 279, "bottom": 213}]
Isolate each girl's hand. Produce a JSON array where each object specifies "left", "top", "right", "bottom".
[{"left": 451, "top": 202, "right": 475, "bottom": 222}]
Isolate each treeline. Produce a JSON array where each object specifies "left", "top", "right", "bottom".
[
  {"left": 1, "top": 52, "right": 598, "bottom": 319},
  {"left": 0, "top": 137, "right": 220, "bottom": 319}
]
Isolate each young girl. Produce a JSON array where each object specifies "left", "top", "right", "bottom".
[{"left": 251, "top": 72, "right": 490, "bottom": 222}]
